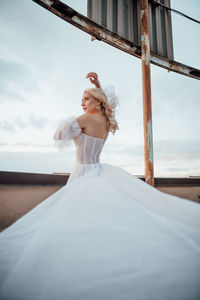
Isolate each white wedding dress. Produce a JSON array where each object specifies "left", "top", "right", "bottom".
[{"left": 0, "top": 116, "right": 200, "bottom": 300}]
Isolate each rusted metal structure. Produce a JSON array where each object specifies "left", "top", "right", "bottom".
[
  {"left": 88, "top": 0, "right": 174, "bottom": 60},
  {"left": 140, "top": 0, "right": 154, "bottom": 185},
  {"left": 32, "top": 0, "right": 200, "bottom": 80},
  {"left": 88, "top": 0, "right": 175, "bottom": 185},
  {"left": 32, "top": 0, "right": 200, "bottom": 186}
]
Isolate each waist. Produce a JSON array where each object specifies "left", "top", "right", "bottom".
[
  {"left": 76, "top": 157, "right": 100, "bottom": 164},
  {"left": 68, "top": 162, "right": 103, "bottom": 184}
]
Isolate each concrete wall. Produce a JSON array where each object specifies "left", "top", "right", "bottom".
[
  {"left": 0, "top": 184, "right": 62, "bottom": 231},
  {"left": 158, "top": 186, "right": 200, "bottom": 203}
]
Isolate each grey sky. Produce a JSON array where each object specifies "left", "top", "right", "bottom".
[{"left": 0, "top": 0, "right": 199, "bottom": 177}]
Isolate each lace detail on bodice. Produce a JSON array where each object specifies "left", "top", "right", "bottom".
[{"left": 53, "top": 116, "right": 106, "bottom": 164}]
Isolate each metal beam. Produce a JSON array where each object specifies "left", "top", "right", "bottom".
[
  {"left": 32, "top": 0, "right": 200, "bottom": 80},
  {"left": 140, "top": 0, "right": 154, "bottom": 186}
]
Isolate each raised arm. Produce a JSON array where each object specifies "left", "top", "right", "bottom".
[{"left": 86, "top": 72, "right": 101, "bottom": 88}]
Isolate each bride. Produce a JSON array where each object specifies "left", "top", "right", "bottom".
[{"left": 0, "top": 73, "right": 200, "bottom": 300}]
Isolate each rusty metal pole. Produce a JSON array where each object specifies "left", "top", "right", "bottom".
[{"left": 140, "top": 0, "right": 154, "bottom": 186}]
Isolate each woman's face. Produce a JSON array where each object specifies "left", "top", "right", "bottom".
[{"left": 81, "top": 92, "right": 99, "bottom": 114}]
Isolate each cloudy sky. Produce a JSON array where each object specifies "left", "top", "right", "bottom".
[{"left": 0, "top": 0, "right": 199, "bottom": 177}]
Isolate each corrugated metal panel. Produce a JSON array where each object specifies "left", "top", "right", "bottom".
[{"left": 87, "top": 0, "right": 174, "bottom": 60}]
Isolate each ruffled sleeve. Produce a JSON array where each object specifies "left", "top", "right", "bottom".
[{"left": 53, "top": 116, "right": 81, "bottom": 151}]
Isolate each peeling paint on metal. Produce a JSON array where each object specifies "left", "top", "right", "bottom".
[
  {"left": 33, "top": 0, "right": 199, "bottom": 80},
  {"left": 73, "top": 16, "right": 133, "bottom": 53},
  {"left": 140, "top": 9, "right": 144, "bottom": 22},
  {"left": 43, "top": 0, "right": 53, "bottom": 5},
  {"left": 72, "top": 16, "right": 87, "bottom": 27},
  {"left": 151, "top": 57, "right": 190, "bottom": 74},
  {"left": 147, "top": 120, "right": 153, "bottom": 164},
  {"left": 140, "top": 6, "right": 150, "bottom": 65},
  {"left": 124, "top": 44, "right": 132, "bottom": 51},
  {"left": 143, "top": 33, "right": 150, "bottom": 65}
]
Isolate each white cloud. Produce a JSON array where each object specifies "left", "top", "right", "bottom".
[{"left": 0, "top": 113, "right": 49, "bottom": 132}]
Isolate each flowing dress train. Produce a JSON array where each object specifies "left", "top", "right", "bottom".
[{"left": 0, "top": 116, "right": 200, "bottom": 300}]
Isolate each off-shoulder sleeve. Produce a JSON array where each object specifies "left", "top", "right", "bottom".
[{"left": 53, "top": 116, "right": 81, "bottom": 151}]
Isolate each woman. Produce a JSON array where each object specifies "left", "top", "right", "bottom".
[
  {"left": 0, "top": 73, "right": 200, "bottom": 300},
  {"left": 53, "top": 72, "right": 119, "bottom": 183}
]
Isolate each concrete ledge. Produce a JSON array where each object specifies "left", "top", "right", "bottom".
[
  {"left": 155, "top": 177, "right": 200, "bottom": 187},
  {"left": 1, "top": 170, "right": 200, "bottom": 186},
  {"left": 0, "top": 184, "right": 61, "bottom": 232},
  {"left": 0, "top": 171, "right": 69, "bottom": 185}
]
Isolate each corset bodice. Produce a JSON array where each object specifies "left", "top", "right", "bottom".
[
  {"left": 73, "top": 133, "right": 105, "bottom": 164},
  {"left": 53, "top": 116, "right": 106, "bottom": 165}
]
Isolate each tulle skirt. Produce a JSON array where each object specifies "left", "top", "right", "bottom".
[{"left": 0, "top": 163, "right": 200, "bottom": 300}]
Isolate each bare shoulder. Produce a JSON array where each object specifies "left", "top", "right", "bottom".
[
  {"left": 77, "top": 113, "right": 105, "bottom": 129},
  {"left": 77, "top": 113, "right": 92, "bottom": 129},
  {"left": 77, "top": 113, "right": 108, "bottom": 138}
]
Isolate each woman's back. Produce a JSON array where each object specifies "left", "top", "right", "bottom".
[{"left": 77, "top": 113, "right": 109, "bottom": 140}]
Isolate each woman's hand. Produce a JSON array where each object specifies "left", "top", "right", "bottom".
[{"left": 86, "top": 72, "right": 101, "bottom": 88}]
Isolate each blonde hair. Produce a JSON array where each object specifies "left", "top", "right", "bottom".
[{"left": 84, "top": 88, "right": 119, "bottom": 135}]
